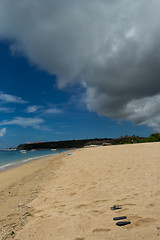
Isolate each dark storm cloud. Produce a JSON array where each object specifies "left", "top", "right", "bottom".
[{"left": 0, "top": 0, "right": 160, "bottom": 129}]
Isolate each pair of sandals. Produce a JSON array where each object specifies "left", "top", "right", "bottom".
[{"left": 111, "top": 205, "right": 131, "bottom": 226}]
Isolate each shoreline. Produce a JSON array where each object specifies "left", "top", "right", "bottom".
[
  {"left": 0, "top": 151, "right": 69, "bottom": 239},
  {"left": 0, "top": 152, "right": 58, "bottom": 174},
  {"left": 0, "top": 148, "right": 70, "bottom": 174}
]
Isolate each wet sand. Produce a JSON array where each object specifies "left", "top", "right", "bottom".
[
  {"left": 1, "top": 143, "right": 160, "bottom": 239},
  {"left": 0, "top": 152, "right": 65, "bottom": 239}
]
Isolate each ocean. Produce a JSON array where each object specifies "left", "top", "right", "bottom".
[{"left": 0, "top": 149, "right": 64, "bottom": 172}]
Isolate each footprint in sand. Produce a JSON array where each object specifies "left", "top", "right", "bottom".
[
  {"left": 134, "top": 218, "right": 156, "bottom": 226},
  {"left": 74, "top": 237, "right": 85, "bottom": 240},
  {"left": 127, "top": 215, "right": 156, "bottom": 228},
  {"left": 87, "top": 186, "right": 95, "bottom": 190},
  {"left": 76, "top": 199, "right": 108, "bottom": 209},
  {"left": 93, "top": 199, "right": 108, "bottom": 204},
  {"left": 115, "top": 208, "right": 129, "bottom": 213},
  {"left": 92, "top": 181, "right": 97, "bottom": 185},
  {"left": 124, "top": 203, "right": 136, "bottom": 206},
  {"left": 74, "top": 238, "right": 85, "bottom": 240},
  {"left": 117, "top": 197, "right": 127, "bottom": 201},
  {"left": 70, "top": 192, "right": 77, "bottom": 196},
  {"left": 79, "top": 184, "right": 86, "bottom": 189},
  {"left": 93, "top": 228, "right": 111, "bottom": 233},
  {"left": 57, "top": 187, "right": 64, "bottom": 191},
  {"left": 92, "top": 210, "right": 104, "bottom": 214},
  {"left": 147, "top": 203, "right": 155, "bottom": 208},
  {"left": 76, "top": 203, "right": 89, "bottom": 209},
  {"left": 155, "top": 190, "right": 160, "bottom": 196}
]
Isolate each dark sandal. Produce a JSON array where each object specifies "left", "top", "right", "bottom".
[
  {"left": 116, "top": 221, "right": 131, "bottom": 226},
  {"left": 111, "top": 205, "right": 122, "bottom": 210},
  {"left": 113, "top": 216, "right": 127, "bottom": 221}
]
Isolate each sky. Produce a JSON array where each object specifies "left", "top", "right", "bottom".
[{"left": 0, "top": 0, "right": 159, "bottom": 148}]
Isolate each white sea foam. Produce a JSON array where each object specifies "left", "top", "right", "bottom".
[{"left": 0, "top": 151, "right": 60, "bottom": 173}]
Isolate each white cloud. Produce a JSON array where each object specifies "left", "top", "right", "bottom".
[
  {"left": 25, "top": 105, "right": 63, "bottom": 115},
  {"left": 0, "top": 117, "right": 44, "bottom": 129},
  {"left": 0, "top": 1, "right": 160, "bottom": 129},
  {"left": 26, "top": 105, "right": 41, "bottom": 113},
  {"left": 0, "top": 107, "right": 15, "bottom": 113},
  {"left": 125, "top": 94, "right": 160, "bottom": 131},
  {"left": 0, "top": 91, "right": 27, "bottom": 104},
  {"left": 0, "top": 128, "right": 6, "bottom": 137},
  {"left": 43, "top": 108, "right": 63, "bottom": 114}
]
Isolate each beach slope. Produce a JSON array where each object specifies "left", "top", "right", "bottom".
[{"left": 1, "top": 143, "right": 160, "bottom": 239}]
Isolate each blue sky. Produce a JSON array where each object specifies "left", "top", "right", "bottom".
[
  {"left": 0, "top": 41, "right": 152, "bottom": 149},
  {"left": 1, "top": 0, "right": 160, "bottom": 149}
]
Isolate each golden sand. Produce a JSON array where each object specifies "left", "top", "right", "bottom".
[{"left": 0, "top": 143, "right": 160, "bottom": 239}]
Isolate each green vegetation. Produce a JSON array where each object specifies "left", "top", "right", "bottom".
[
  {"left": 139, "top": 133, "right": 160, "bottom": 143},
  {"left": 111, "top": 135, "right": 143, "bottom": 145},
  {"left": 112, "top": 133, "right": 160, "bottom": 145}
]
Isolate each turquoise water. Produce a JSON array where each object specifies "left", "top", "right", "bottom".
[{"left": 0, "top": 149, "right": 64, "bottom": 171}]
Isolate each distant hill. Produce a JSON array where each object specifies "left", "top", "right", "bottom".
[
  {"left": 17, "top": 138, "right": 112, "bottom": 150},
  {"left": 16, "top": 133, "right": 160, "bottom": 150}
]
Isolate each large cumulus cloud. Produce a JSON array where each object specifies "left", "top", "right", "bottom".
[{"left": 0, "top": 0, "right": 160, "bottom": 130}]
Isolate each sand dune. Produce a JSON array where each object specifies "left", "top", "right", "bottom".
[{"left": 1, "top": 143, "right": 160, "bottom": 239}]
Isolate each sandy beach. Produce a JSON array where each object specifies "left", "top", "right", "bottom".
[{"left": 0, "top": 143, "right": 160, "bottom": 240}]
